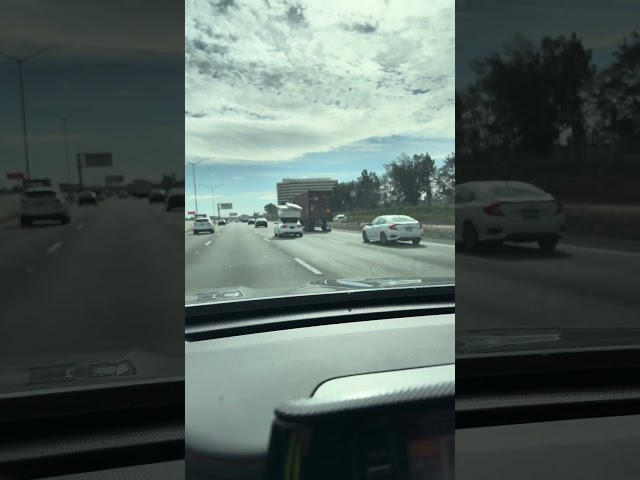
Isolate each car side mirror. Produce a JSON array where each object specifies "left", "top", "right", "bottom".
[{"left": 366, "top": 223, "right": 372, "bottom": 226}]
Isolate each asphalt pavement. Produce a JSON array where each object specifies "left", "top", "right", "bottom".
[
  {"left": 456, "top": 236, "right": 640, "bottom": 330},
  {"left": 0, "top": 196, "right": 185, "bottom": 366},
  {"left": 185, "top": 221, "right": 455, "bottom": 298}
]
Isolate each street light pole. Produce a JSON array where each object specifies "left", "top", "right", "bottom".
[
  {"left": 185, "top": 159, "right": 205, "bottom": 213},
  {"left": 17, "top": 60, "right": 31, "bottom": 179},
  {"left": 1, "top": 45, "right": 69, "bottom": 181},
  {"left": 201, "top": 184, "right": 225, "bottom": 219},
  {"left": 38, "top": 108, "right": 93, "bottom": 184},
  {"left": 62, "top": 118, "right": 70, "bottom": 183}
]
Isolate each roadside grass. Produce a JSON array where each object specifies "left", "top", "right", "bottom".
[{"left": 337, "top": 205, "right": 454, "bottom": 225}]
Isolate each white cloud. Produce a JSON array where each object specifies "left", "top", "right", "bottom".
[{"left": 185, "top": 0, "right": 454, "bottom": 163}]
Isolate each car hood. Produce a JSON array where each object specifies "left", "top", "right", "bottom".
[
  {"left": 456, "top": 327, "right": 640, "bottom": 356},
  {"left": 0, "top": 349, "right": 183, "bottom": 396},
  {"left": 185, "top": 276, "right": 454, "bottom": 304}
]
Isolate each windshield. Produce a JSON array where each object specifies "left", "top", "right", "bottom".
[
  {"left": 185, "top": 0, "right": 455, "bottom": 308},
  {"left": 456, "top": 0, "right": 640, "bottom": 357},
  {"left": 25, "top": 190, "right": 57, "bottom": 198},
  {"left": 389, "top": 216, "right": 419, "bottom": 223},
  {"left": 1, "top": 0, "right": 184, "bottom": 396}
]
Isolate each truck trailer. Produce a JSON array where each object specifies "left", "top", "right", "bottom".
[{"left": 290, "top": 190, "right": 333, "bottom": 232}]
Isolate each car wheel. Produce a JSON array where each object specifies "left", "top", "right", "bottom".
[
  {"left": 61, "top": 215, "right": 70, "bottom": 224},
  {"left": 380, "top": 232, "right": 387, "bottom": 246},
  {"left": 463, "top": 222, "right": 479, "bottom": 250},
  {"left": 362, "top": 231, "right": 369, "bottom": 243},
  {"left": 538, "top": 237, "right": 558, "bottom": 252},
  {"left": 20, "top": 216, "right": 31, "bottom": 228},
  {"left": 412, "top": 239, "right": 420, "bottom": 245}
]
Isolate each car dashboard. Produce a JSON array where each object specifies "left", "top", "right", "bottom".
[{"left": 185, "top": 286, "right": 455, "bottom": 480}]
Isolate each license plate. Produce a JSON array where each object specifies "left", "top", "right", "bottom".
[
  {"left": 405, "top": 227, "right": 413, "bottom": 231},
  {"left": 523, "top": 210, "right": 539, "bottom": 220}
]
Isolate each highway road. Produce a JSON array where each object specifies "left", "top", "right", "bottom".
[
  {"left": 0, "top": 196, "right": 185, "bottom": 367},
  {"left": 456, "top": 237, "right": 640, "bottom": 330},
  {"left": 185, "top": 221, "right": 455, "bottom": 300}
]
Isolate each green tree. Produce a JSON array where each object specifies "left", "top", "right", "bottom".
[
  {"left": 435, "top": 153, "right": 455, "bottom": 202},
  {"left": 469, "top": 33, "right": 594, "bottom": 156},
  {"left": 595, "top": 31, "right": 640, "bottom": 146},
  {"left": 332, "top": 180, "right": 357, "bottom": 212},
  {"left": 264, "top": 203, "right": 278, "bottom": 220},
  {"left": 384, "top": 152, "right": 436, "bottom": 206},
  {"left": 355, "top": 169, "right": 382, "bottom": 210}
]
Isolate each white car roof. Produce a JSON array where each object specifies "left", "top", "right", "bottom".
[
  {"left": 381, "top": 214, "right": 418, "bottom": 221},
  {"left": 458, "top": 180, "right": 541, "bottom": 190},
  {"left": 25, "top": 186, "right": 58, "bottom": 193}
]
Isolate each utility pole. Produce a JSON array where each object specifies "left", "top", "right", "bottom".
[
  {"left": 201, "top": 184, "right": 225, "bottom": 219},
  {"left": 1, "top": 45, "right": 69, "bottom": 180},
  {"left": 185, "top": 159, "right": 205, "bottom": 213},
  {"left": 38, "top": 108, "right": 93, "bottom": 184}
]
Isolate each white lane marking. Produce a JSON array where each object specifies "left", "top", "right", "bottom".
[
  {"left": 217, "top": 233, "right": 221, "bottom": 236},
  {"left": 195, "top": 251, "right": 200, "bottom": 255},
  {"left": 47, "top": 242, "right": 63, "bottom": 254},
  {"left": 264, "top": 238, "right": 270, "bottom": 242},
  {"left": 205, "top": 240, "right": 212, "bottom": 246},
  {"left": 329, "top": 239, "right": 345, "bottom": 244},
  {"left": 294, "top": 258, "right": 322, "bottom": 275},
  {"left": 562, "top": 244, "right": 640, "bottom": 258}
]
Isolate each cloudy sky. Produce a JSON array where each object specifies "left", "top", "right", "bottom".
[
  {"left": 0, "top": 0, "right": 183, "bottom": 190},
  {"left": 185, "top": 0, "right": 455, "bottom": 216},
  {"left": 457, "top": 0, "right": 640, "bottom": 87}
]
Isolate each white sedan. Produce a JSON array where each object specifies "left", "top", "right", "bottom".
[
  {"left": 362, "top": 215, "right": 423, "bottom": 246},
  {"left": 455, "top": 181, "right": 565, "bottom": 251},
  {"left": 274, "top": 219, "right": 303, "bottom": 237}
]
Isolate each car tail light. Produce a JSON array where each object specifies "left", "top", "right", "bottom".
[
  {"left": 555, "top": 201, "right": 562, "bottom": 214},
  {"left": 483, "top": 202, "right": 504, "bottom": 216},
  {"left": 388, "top": 224, "right": 398, "bottom": 230}
]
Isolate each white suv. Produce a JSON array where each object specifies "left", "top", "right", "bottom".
[
  {"left": 274, "top": 219, "right": 303, "bottom": 238},
  {"left": 20, "top": 187, "right": 71, "bottom": 227},
  {"left": 193, "top": 218, "right": 214, "bottom": 234},
  {"left": 166, "top": 182, "right": 185, "bottom": 211}
]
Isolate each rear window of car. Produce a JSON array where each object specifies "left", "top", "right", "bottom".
[
  {"left": 280, "top": 219, "right": 298, "bottom": 224},
  {"left": 25, "top": 190, "right": 57, "bottom": 198},
  {"left": 489, "top": 185, "right": 546, "bottom": 197},
  {"left": 195, "top": 219, "right": 209, "bottom": 223},
  {"left": 390, "top": 216, "right": 417, "bottom": 223}
]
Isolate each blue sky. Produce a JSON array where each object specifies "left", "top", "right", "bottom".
[
  {"left": 0, "top": 0, "right": 183, "bottom": 191},
  {"left": 185, "top": 0, "right": 455, "bottom": 216},
  {"left": 184, "top": 136, "right": 454, "bottom": 216}
]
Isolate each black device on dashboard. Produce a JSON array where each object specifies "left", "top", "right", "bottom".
[{"left": 263, "top": 382, "right": 454, "bottom": 480}]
